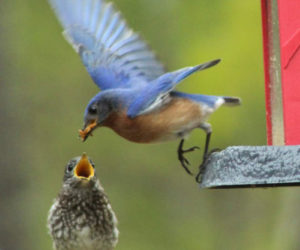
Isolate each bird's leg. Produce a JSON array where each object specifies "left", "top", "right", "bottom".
[
  {"left": 195, "top": 131, "right": 211, "bottom": 183},
  {"left": 177, "top": 139, "right": 200, "bottom": 175},
  {"left": 195, "top": 123, "right": 216, "bottom": 183}
]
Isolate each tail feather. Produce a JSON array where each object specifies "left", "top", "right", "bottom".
[
  {"left": 223, "top": 97, "right": 241, "bottom": 106},
  {"left": 171, "top": 91, "right": 241, "bottom": 109}
]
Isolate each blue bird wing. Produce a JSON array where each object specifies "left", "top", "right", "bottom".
[
  {"left": 127, "top": 59, "right": 220, "bottom": 118},
  {"left": 49, "top": 0, "right": 165, "bottom": 90}
]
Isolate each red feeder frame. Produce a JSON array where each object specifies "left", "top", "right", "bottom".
[{"left": 261, "top": 0, "right": 300, "bottom": 145}]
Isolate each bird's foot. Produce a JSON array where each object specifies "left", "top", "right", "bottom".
[
  {"left": 178, "top": 145, "right": 200, "bottom": 175},
  {"left": 195, "top": 148, "right": 220, "bottom": 183}
]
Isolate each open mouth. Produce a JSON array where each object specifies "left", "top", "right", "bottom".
[
  {"left": 79, "top": 120, "right": 97, "bottom": 141},
  {"left": 74, "top": 153, "right": 94, "bottom": 180}
]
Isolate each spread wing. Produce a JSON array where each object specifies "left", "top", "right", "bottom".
[
  {"left": 49, "top": 0, "right": 165, "bottom": 90},
  {"left": 127, "top": 59, "right": 221, "bottom": 118}
]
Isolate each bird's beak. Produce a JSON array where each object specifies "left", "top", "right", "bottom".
[
  {"left": 78, "top": 120, "right": 98, "bottom": 142},
  {"left": 74, "top": 153, "right": 94, "bottom": 180}
]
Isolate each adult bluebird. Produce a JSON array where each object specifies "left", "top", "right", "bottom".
[
  {"left": 49, "top": 0, "right": 241, "bottom": 177},
  {"left": 48, "top": 153, "right": 119, "bottom": 250}
]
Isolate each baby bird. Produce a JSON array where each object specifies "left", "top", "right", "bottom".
[
  {"left": 48, "top": 153, "right": 118, "bottom": 250},
  {"left": 49, "top": 0, "right": 241, "bottom": 176}
]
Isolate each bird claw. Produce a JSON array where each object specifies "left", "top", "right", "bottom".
[
  {"left": 209, "top": 148, "right": 221, "bottom": 154},
  {"left": 178, "top": 155, "right": 192, "bottom": 175},
  {"left": 195, "top": 160, "right": 208, "bottom": 183},
  {"left": 195, "top": 148, "right": 220, "bottom": 183},
  {"left": 177, "top": 144, "right": 200, "bottom": 176},
  {"left": 179, "top": 153, "right": 190, "bottom": 165},
  {"left": 181, "top": 146, "right": 200, "bottom": 153}
]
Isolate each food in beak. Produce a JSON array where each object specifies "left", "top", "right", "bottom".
[{"left": 79, "top": 120, "right": 97, "bottom": 141}]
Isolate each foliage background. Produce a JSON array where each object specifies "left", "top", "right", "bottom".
[{"left": 1, "top": 0, "right": 300, "bottom": 249}]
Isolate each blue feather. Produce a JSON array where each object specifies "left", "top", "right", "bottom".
[
  {"left": 170, "top": 91, "right": 223, "bottom": 108},
  {"left": 126, "top": 59, "right": 221, "bottom": 118},
  {"left": 174, "top": 59, "right": 221, "bottom": 83},
  {"left": 49, "top": 0, "right": 165, "bottom": 90}
]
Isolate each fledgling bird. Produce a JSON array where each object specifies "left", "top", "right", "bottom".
[
  {"left": 48, "top": 153, "right": 119, "bottom": 250},
  {"left": 49, "top": 0, "right": 241, "bottom": 177}
]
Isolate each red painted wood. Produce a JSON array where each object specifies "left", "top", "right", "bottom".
[
  {"left": 277, "top": 0, "right": 300, "bottom": 145},
  {"left": 261, "top": 0, "right": 273, "bottom": 145},
  {"left": 282, "top": 29, "right": 300, "bottom": 69}
]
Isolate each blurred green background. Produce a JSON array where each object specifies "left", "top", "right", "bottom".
[{"left": 1, "top": 0, "right": 300, "bottom": 249}]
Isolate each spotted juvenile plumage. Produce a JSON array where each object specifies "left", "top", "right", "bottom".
[{"left": 48, "top": 154, "right": 118, "bottom": 250}]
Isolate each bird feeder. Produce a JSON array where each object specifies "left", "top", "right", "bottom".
[{"left": 200, "top": 0, "right": 300, "bottom": 188}]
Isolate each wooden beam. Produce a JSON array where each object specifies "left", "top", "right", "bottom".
[{"left": 261, "top": 0, "right": 284, "bottom": 145}]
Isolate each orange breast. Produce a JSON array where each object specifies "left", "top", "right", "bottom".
[{"left": 103, "top": 98, "right": 203, "bottom": 143}]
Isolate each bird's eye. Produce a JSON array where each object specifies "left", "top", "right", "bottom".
[
  {"left": 67, "top": 164, "right": 74, "bottom": 172},
  {"left": 88, "top": 106, "right": 97, "bottom": 115}
]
